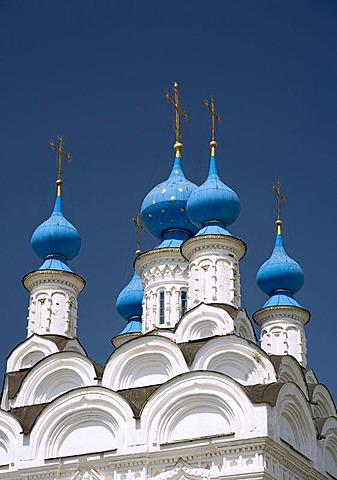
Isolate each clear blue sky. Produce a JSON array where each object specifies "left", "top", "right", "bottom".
[{"left": 1, "top": 0, "right": 337, "bottom": 400}]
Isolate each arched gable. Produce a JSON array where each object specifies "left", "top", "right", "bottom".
[
  {"left": 0, "top": 410, "right": 22, "bottom": 468},
  {"left": 103, "top": 335, "right": 188, "bottom": 390},
  {"left": 11, "top": 352, "right": 98, "bottom": 408},
  {"left": 276, "top": 356, "right": 309, "bottom": 399},
  {"left": 319, "top": 417, "right": 337, "bottom": 478},
  {"left": 276, "top": 383, "right": 317, "bottom": 461},
  {"left": 6, "top": 335, "right": 59, "bottom": 372},
  {"left": 234, "top": 309, "right": 256, "bottom": 342},
  {"left": 305, "top": 368, "right": 319, "bottom": 385},
  {"left": 141, "top": 371, "right": 267, "bottom": 448},
  {"left": 29, "top": 387, "right": 135, "bottom": 459},
  {"left": 191, "top": 336, "right": 276, "bottom": 385},
  {"left": 310, "top": 384, "right": 336, "bottom": 419},
  {"left": 175, "top": 304, "right": 234, "bottom": 343}
]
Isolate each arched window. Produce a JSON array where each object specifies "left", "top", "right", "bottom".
[
  {"left": 159, "top": 290, "right": 165, "bottom": 324},
  {"left": 180, "top": 290, "right": 188, "bottom": 317}
]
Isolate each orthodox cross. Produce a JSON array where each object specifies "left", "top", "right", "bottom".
[
  {"left": 49, "top": 135, "right": 72, "bottom": 183},
  {"left": 272, "top": 179, "right": 285, "bottom": 221},
  {"left": 165, "top": 81, "right": 188, "bottom": 144},
  {"left": 132, "top": 211, "right": 144, "bottom": 256},
  {"left": 204, "top": 97, "right": 221, "bottom": 142}
]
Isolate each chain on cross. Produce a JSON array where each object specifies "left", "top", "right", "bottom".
[
  {"left": 272, "top": 179, "right": 285, "bottom": 221},
  {"left": 165, "top": 81, "right": 188, "bottom": 149},
  {"left": 49, "top": 135, "right": 72, "bottom": 185}
]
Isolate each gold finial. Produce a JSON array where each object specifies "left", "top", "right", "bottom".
[
  {"left": 165, "top": 81, "right": 188, "bottom": 157},
  {"left": 49, "top": 135, "right": 72, "bottom": 195},
  {"left": 272, "top": 179, "right": 285, "bottom": 234},
  {"left": 132, "top": 211, "right": 144, "bottom": 256},
  {"left": 204, "top": 97, "right": 221, "bottom": 156}
]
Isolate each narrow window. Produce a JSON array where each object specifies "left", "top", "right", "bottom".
[
  {"left": 159, "top": 290, "right": 165, "bottom": 324},
  {"left": 180, "top": 290, "right": 188, "bottom": 317}
]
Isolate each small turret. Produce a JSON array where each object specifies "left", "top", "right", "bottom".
[
  {"left": 253, "top": 181, "right": 310, "bottom": 366},
  {"left": 113, "top": 270, "right": 144, "bottom": 348},
  {"left": 23, "top": 136, "right": 85, "bottom": 338},
  {"left": 182, "top": 98, "right": 245, "bottom": 309}
]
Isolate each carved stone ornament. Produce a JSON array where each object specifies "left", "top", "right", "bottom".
[
  {"left": 151, "top": 459, "right": 210, "bottom": 480},
  {"left": 70, "top": 468, "right": 104, "bottom": 480}
]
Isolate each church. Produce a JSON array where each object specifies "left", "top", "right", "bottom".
[{"left": 0, "top": 83, "right": 336, "bottom": 480}]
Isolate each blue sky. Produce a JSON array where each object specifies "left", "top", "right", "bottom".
[{"left": 1, "top": 0, "right": 337, "bottom": 400}]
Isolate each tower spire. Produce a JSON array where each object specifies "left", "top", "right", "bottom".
[
  {"left": 204, "top": 97, "right": 221, "bottom": 156},
  {"left": 165, "top": 81, "right": 188, "bottom": 156},
  {"left": 49, "top": 135, "right": 72, "bottom": 196},
  {"left": 132, "top": 211, "right": 144, "bottom": 256},
  {"left": 272, "top": 179, "right": 285, "bottom": 234}
]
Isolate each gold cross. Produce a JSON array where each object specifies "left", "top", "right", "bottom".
[
  {"left": 49, "top": 135, "right": 72, "bottom": 183},
  {"left": 272, "top": 179, "right": 285, "bottom": 221},
  {"left": 132, "top": 211, "right": 144, "bottom": 256},
  {"left": 165, "top": 81, "right": 188, "bottom": 149},
  {"left": 204, "top": 97, "right": 221, "bottom": 142}
]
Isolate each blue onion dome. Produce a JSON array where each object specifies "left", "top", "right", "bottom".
[
  {"left": 140, "top": 145, "right": 198, "bottom": 242},
  {"left": 116, "top": 270, "right": 144, "bottom": 321},
  {"left": 31, "top": 179, "right": 81, "bottom": 272},
  {"left": 256, "top": 220, "right": 304, "bottom": 297},
  {"left": 187, "top": 141, "right": 240, "bottom": 233}
]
